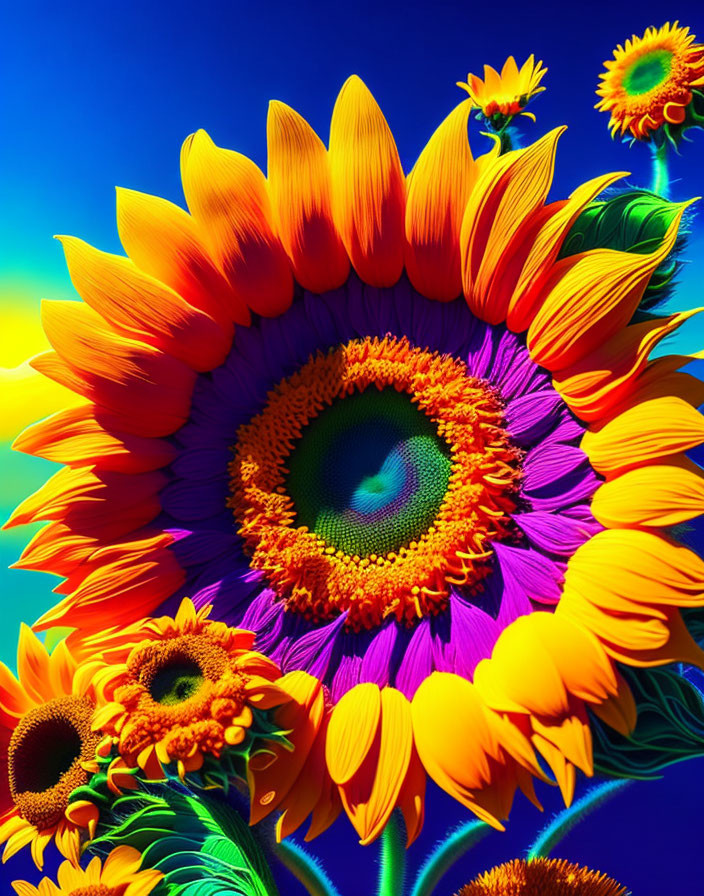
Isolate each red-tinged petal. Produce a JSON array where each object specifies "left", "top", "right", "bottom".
[
  {"left": 0, "top": 663, "right": 32, "bottom": 720},
  {"left": 32, "top": 535, "right": 184, "bottom": 633},
  {"left": 553, "top": 309, "right": 702, "bottom": 422},
  {"left": 47, "top": 640, "right": 77, "bottom": 697},
  {"left": 329, "top": 76, "right": 405, "bottom": 287},
  {"left": 116, "top": 187, "right": 248, "bottom": 328},
  {"left": 5, "top": 466, "right": 164, "bottom": 538},
  {"left": 395, "top": 744, "right": 426, "bottom": 846},
  {"left": 12, "top": 524, "right": 99, "bottom": 576},
  {"left": 404, "top": 99, "right": 477, "bottom": 301},
  {"left": 582, "top": 396, "right": 704, "bottom": 476},
  {"left": 267, "top": 101, "right": 349, "bottom": 293},
  {"left": 460, "top": 128, "right": 565, "bottom": 325},
  {"left": 325, "top": 682, "right": 381, "bottom": 785},
  {"left": 506, "top": 170, "right": 628, "bottom": 332},
  {"left": 531, "top": 733, "right": 575, "bottom": 805},
  {"left": 532, "top": 704, "right": 593, "bottom": 776},
  {"left": 591, "top": 460, "right": 704, "bottom": 528},
  {"left": 35, "top": 302, "right": 196, "bottom": 438},
  {"left": 181, "top": 130, "right": 293, "bottom": 317},
  {"left": 16, "top": 624, "right": 54, "bottom": 704},
  {"left": 12, "top": 405, "right": 177, "bottom": 474},
  {"left": 57, "top": 236, "right": 230, "bottom": 372}
]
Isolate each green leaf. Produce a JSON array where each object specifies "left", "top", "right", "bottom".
[
  {"left": 591, "top": 664, "right": 704, "bottom": 779},
  {"left": 559, "top": 189, "right": 688, "bottom": 311}
]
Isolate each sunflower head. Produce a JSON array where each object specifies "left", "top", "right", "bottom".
[
  {"left": 0, "top": 626, "right": 101, "bottom": 868},
  {"left": 458, "top": 55, "right": 547, "bottom": 128},
  {"left": 11, "top": 845, "right": 163, "bottom": 896},
  {"left": 457, "top": 858, "right": 627, "bottom": 896},
  {"left": 596, "top": 21, "right": 704, "bottom": 141},
  {"left": 89, "top": 598, "right": 295, "bottom": 785}
]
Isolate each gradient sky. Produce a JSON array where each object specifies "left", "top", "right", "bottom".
[{"left": 1, "top": 1, "right": 704, "bottom": 893}]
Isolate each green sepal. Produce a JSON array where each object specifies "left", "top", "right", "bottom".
[
  {"left": 559, "top": 188, "right": 689, "bottom": 311},
  {"left": 591, "top": 663, "right": 704, "bottom": 779}
]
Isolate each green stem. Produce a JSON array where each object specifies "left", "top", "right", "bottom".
[
  {"left": 275, "top": 840, "right": 342, "bottom": 896},
  {"left": 410, "top": 820, "right": 490, "bottom": 896},
  {"left": 378, "top": 812, "right": 407, "bottom": 896},
  {"left": 651, "top": 141, "right": 670, "bottom": 197},
  {"left": 498, "top": 125, "right": 513, "bottom": 154},
  {"left": 528, "top": 779, "right": 631, "bottom": 860}
]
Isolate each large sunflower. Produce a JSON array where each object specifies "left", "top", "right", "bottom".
[
  {"left": 0, "top": 627, "right": 100, "bottom": 868},
  {"left": 7, "top": 76, "right": 704, "bottom": 845},
  {"left": 596, "top": 21, "right": 704, "bottom": 140}
]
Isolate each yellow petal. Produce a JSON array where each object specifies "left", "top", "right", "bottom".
[
  {"left": 527, "top": 206, "right": 688, "bottom": 371},
  {"left": 267, "top": 101, "right": 349, "bottom": 293},
  {"left": 181, "top": 129, "right": 293, "bottom": 317},
  {"left": 116, "top": 187, "right": 249, "bottom": 327},
  {"left": 582, "top": 396, "right": 704, "bottom": 475},
  {"left": 460, "top": 128, "right": 565, "bottom": 325},
  {"left": 329, "top": 76, "right": 405, "bottom": 287},
  {"left": 404, "top": 99, "right": 477, "bottom": 301},
  {"left": 325, "top": 682, "right": 381, "bottom": 785}
]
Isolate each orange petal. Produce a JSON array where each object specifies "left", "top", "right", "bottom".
[
  {"left": 35, "top": 302, "right": 196, "bottom": 438},
  {"left": 531, "top": 705, "right": 593, "bottom": 776},
  {"left": 404, "top": 99, "right": 477, "bottom": 301},
  {"left": 553, "top": 309, "right": 702, "bottom": 422},
  {"left": 116, "top": 187, "right": 248, "bottom": 328},
  {"left": 181, "top": 130, "right": 293, "bottom": 317},
  {"left": 460, "top": 128, "right": 565, "bottom": 324},
  {"left": 506, "top": 170, "right": 628, "bottom": 332},
  {"left": 527, "top": 206, "right": 688, "bottom": 371},
  {"left": 248, "top": 672, "right": 324, "bottom": 825},
  {"left": 13, "top": 404, "right": 177, "bottom": 474},
  {"left": 329, "top": 76, "right": 405, "bottom": 287},
  {"left": 325, "top": 682, "right": 381, "bottom": 785},
  {"left": 395, "top": 744, "right": 426, "bottom": 846},
  {"left": 531, "top": 733, "right": 575, "bottom": 805},
  {"left": 12, "top": 524, "right": 99, "bottom": 576},
  {"left": 589, "top": 671, "right": 637, "bottom": 737},
  {"left": 582, "top": 396, "right": 704, "bottom": 476},
  {"left": 338, "top": 687, "right": 413, "bottom": 845},
  {"left": 16, "top": 624, "right": 54, "bottom": 704},
  {"left": 57, "top": 236, "right": 230, "bottom": 372},
  {"left": 65, "top": 800, "right": 99, "bottom": 839},
  {"left": 267, "top": 101, "right": 349, "bottom": 293}
]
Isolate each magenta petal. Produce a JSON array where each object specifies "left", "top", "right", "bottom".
[
  {"left": 394, "top": 619, "right": 434, "bottom": 699},
  {"left": 494, "top": 542, "right": 564, "bottom": 607},
  {"left": 360, "top": 620, "right": 399, "bottom": 687}
]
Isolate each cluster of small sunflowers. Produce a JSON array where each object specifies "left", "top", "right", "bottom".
[{"left": 2, "top": 19, "right": 704, "bottom": 896}]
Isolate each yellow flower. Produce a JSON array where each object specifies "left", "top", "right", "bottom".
[
  {"left": 11, "top": 845, "right": 163, "bottom": 896},
  {"left": 0, "top": 627, "right": 100, "bottom": 868},
  {"left": 596, "top": 21, "right": 704, "bottom": 139},
  {"left": 457, "top": 857, "right": 626, "bottom": 895},
  {"left": 457, "top": 55, "right": 547, "bottom": 122}
]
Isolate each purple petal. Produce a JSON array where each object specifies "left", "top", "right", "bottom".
[
  {"left": 394, "top": 619, "right": 434, "bottom": 699},
  {"left": 360, "top": 620, "right": 399, "bottom": 688},
  {"left": 506, "top": 390, "right": 564, "bottom": 446},
  {"left": 171, "top": 448, "right": 233, "bottom": 481},
  {"left": 160, "top": 478, "right": 229, "bottom": 522},
  {"left": 282, "top": 613, "right": 347, "bottom": 681},
  {"left": 494, "top": 542, "right": 564, "bottom": 607},
  {"left": 512, "top": 510, "right": 599, "bottom": 556},
  {"left": 331, "top": 653, "right": 364, "bottom": 702},
  {"left": 431, "top": 596, "right": 501, "bottom": 679},
  {"left": 168, "top": 529, "right": 239, "bottom": 566}
]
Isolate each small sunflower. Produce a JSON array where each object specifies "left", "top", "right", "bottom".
[
  {"left": 11, "top": 845, "right": 163, "bottom": 896},
  {"left": 458, "top": 55, "right": 547, "bottom": 125},
  {"left": 457, "top": 858, "right": 627, "bottom": 895},
  {"left": 88, "top": 598, "right": 305, "bottom": 784},
  {"left": 596, "top": 21, "right": 704, "bottom": 140},
  {"left": 0, "top": 626, "right": 100, "bottom": 868}
]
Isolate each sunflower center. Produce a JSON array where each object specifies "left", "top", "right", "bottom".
[
  {"left": 8, "top": 695, "right": 98, "bottom": 829},
  {"left": 287, "top": 388, "right": 452, "bottom": 557},
  {"left": 69, "top": 887, "right": 117, "bottom": 896},
  {"left": 623, "top": 49, "right": 673, "bottom": 95},
  {"left": 230, "top": 336, "right": 519, "bottom": 631},
  {"left": 149, "top": 659, "right": 205, "bottom": 705}
]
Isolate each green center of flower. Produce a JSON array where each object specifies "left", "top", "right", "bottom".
[
  {"left": 149, "top": 659, "right": 205, "bottom": 705},
  {"left": 286, "top": 388, "right": 452, "bottom": 558},
  {"left": 623, "top": 49, "right": 673, "bottom": 95}
]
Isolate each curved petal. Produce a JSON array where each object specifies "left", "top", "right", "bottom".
[
  {"left": 267, "top": 101, "right": 349, "bottom": 293},
  {"left": 181, "top": 129, "right": 293, "bottom": 317},
  {"left": 329, "top": 75, "right": 405, "bottom": 287},
  {"left": 405, "top": 99, "right": 476, "bottom": 301}
]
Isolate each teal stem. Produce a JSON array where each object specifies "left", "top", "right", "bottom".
[
  {"left": 378, "top": 811, "right": 407, "bottom": 896},
  {"left": 528, "top": 779, "right": 631, "bottom": 860},
  {"left": 498, "top": 125, "right": 513, "bottom": 153},
  {"left": 409, "top": 821, "right": 490, "bottom": 896},
  {"left": 275, "top": 840, "right": 342, "bottom": 896},
  {"left": 651, "top": 141, "right": 670, "bottom": 197}
]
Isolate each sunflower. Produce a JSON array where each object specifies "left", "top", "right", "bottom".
[
  {"left": 87, "top": 597, "right": 307, "bottom": 785},
  {"left": 458, "top": 55, "right": 547, "bottom": 124},
  {"left": 0, "top": 626, "right": 101, "bottom": 868},
  {"left": 596, "top": 21, "right": 704, "bottom": 140},
  {"left": 457, "top": 858, "right": 626, "bottom": 896},
  {"left": 11, "top": 845, "right": 163, "bottom": 896},
  {"left": 8, "top": 75, "right": 704, "bottom": 846}
]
